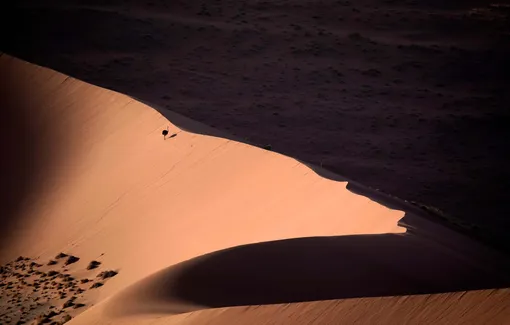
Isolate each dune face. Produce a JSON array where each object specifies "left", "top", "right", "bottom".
[
  {"left": 0, "top": 55, "right": 70, "bottom": 249},
  {"left": 0, "top": 53, "right": 404, "bottom": 262},
  {"left": 3, "top": 0, "right": 510, "bottom": 251},
  {"left": 0, "top": 55, "right": 510, "bottom": 324},
  {"left": 1, "top": 56, "right": 510, "bottom": 323}
]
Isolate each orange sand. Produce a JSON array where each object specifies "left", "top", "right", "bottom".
[{"left": 1, "top": 55, "right": 509, "bottom": 324}]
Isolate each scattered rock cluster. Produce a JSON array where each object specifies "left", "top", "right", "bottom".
[{"left": 0, "top": 254, "right": 118, "bottom": 324}]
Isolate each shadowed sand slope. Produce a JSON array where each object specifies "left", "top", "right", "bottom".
[
  {"left": 107, "top": 234, "right": 510, "bottom": 316},
  {"left": 3, "top": 0, "right": 510, "bottom": 250},
  {"left": 1, "top": 56, "right": 509, "bottom": 324},
  {"left": 0, "top": 54, "right": 71, "bottom": 248}
]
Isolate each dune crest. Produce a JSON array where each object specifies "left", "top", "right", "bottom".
[{"left": 1, "top": 56, "right": 509, "bottom": 324}]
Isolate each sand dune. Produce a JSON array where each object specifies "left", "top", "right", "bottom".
[
  {"left": 4, "top": 0, "right": 510, "bottom": 250},
  {"left": 75, "top": 289, "right": 510, "bottom": 325},
  {"left": 1, "top": 56, "right": 510, "bottom": 324}
]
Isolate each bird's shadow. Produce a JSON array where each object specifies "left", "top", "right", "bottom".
[{"left": 165, "top": 133, "right": 177, "bottom": 140}]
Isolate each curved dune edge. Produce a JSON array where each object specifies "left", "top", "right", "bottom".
[
  {"left": 103, "top": 232, "right": 510, "bottom": 318},
  {"left": 74, "top": 288, "right": 510, "bottom": 325},
  {"left": 0, "top": 54, "right": 404, "bottom": 265},
  {"left": 1, "top": 55, "right": 509, "bottom": 324}
]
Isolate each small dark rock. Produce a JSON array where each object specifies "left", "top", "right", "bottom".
[
  {"left": 47, "top": 260, "right": 57, "bottom": 266},
  {"left": 86, "top": 261, "right": 101, "bottom": 270},
  {"left": 90, "top": 282, "right": 104, "bottom": 289},
  {"left": 80, "top": 279, "right": 90, "bottom": 284},
  {"left": 97, "top": 270, "right": 118, "bottom": 280},
  {"left": 64, "top": 256, "right": 79, "bottom": 266},
  {"left": 46, "top": 310, "right": 58, "bottom": 318},
  {"left": 63, "top": 299, "right": 75, "bottom": 308},
  {"left": 55, "top": 253, "right": 68, "bottom": 259}
]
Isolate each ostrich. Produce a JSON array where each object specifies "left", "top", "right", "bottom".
[{"left": 162, "top": 126, "right": 169, "bottom": 140}]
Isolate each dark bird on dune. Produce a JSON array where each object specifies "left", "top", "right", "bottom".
[{"left": 162, "top": 127, "right": 169, "bottom": 140}]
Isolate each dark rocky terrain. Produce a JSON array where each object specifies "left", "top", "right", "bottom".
[{"left": 0, "top": 254, "right": 117, "bottom": 324}]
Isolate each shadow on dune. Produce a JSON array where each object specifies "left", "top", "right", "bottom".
[
  {"left": 0, "top": 93, "right": 34, "bottom": 245},
  {"left": 0, "top": 57, "right": 59, "bottom": 254},
  {"left": 109, "top": 222, "right": 510, "bottom": 316}
]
